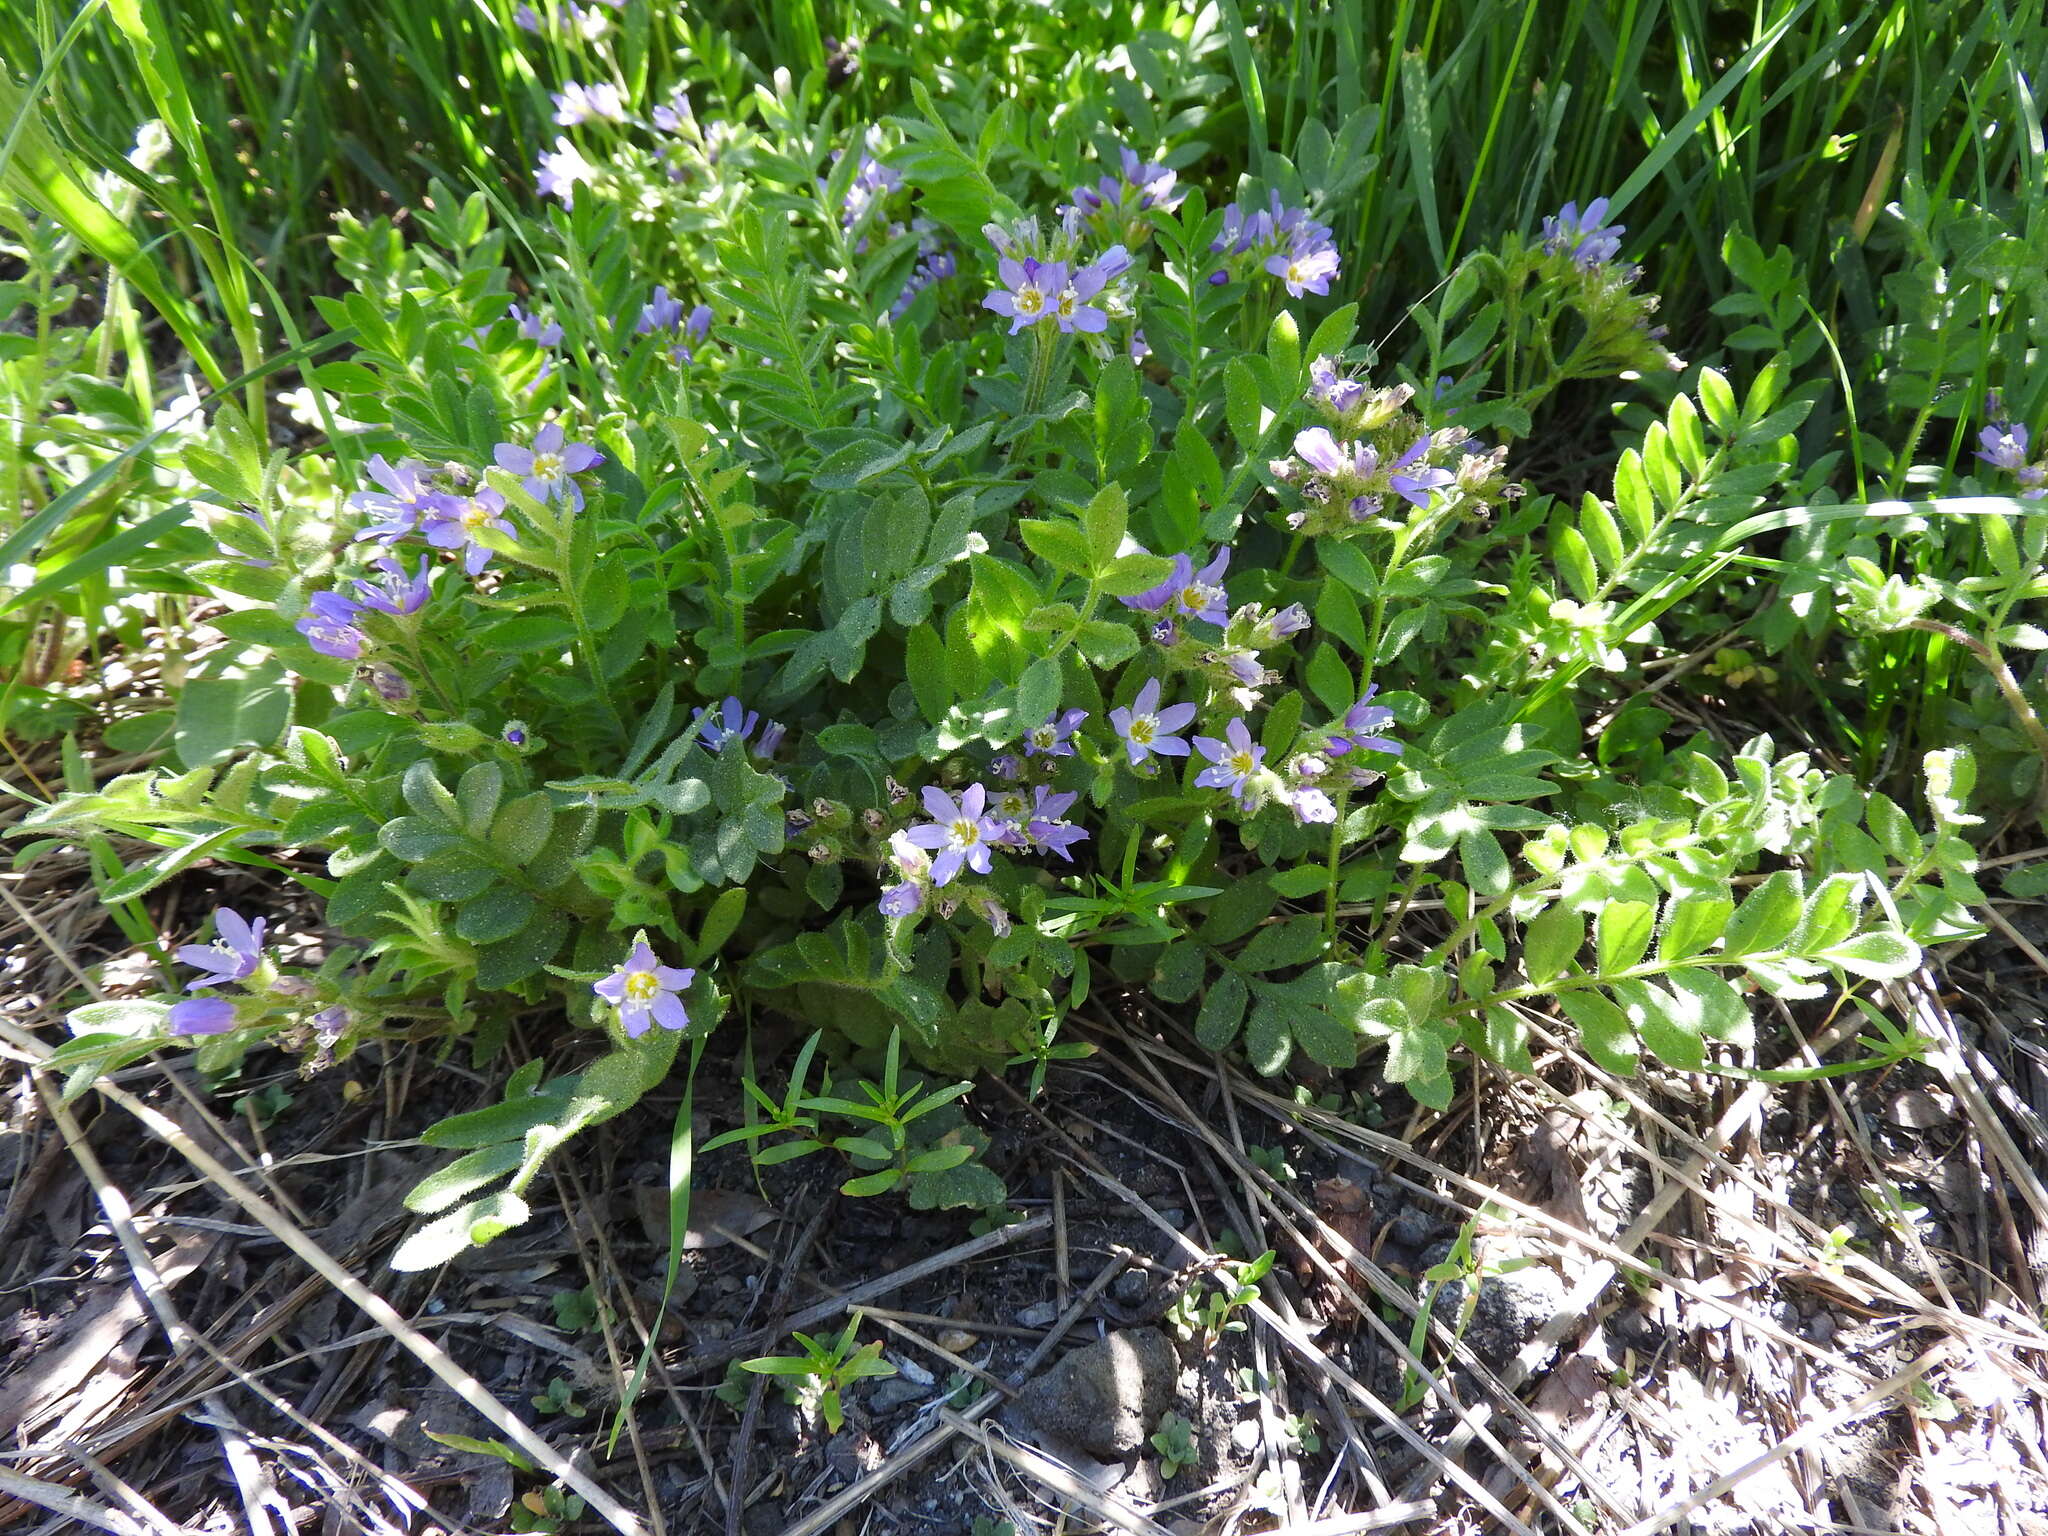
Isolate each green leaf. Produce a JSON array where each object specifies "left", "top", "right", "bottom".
[
  {"left": 1244, "top": 998, "right": 1292, "bottom": 1075},
  {"left": 490, "top": 793, "right": 555, "bottom": 865},
  {"left": 1557, "top": 992, "right": 1637, "bottom": 1075},
  {"left": 1595, "top": 901, "right": 1656, "bottom": 974},
  {"left": 174, "top": 658, "right": 291, "bottom": 769},
  {"left": 1621, "top": 981, "right": 1705, "bottom": 1071},
  {"left": 1195, "top": 971, "right": 1248, "bottom": 1051},
  {"left": 1521, "top": 905, "right": 1583, "bottom": 985},
  {"left": 455, "top": 887, "right": 537, "bottom": 944},
  {"left": 1019, "top": 519, "right": 1094, "bottom": 577},
  {"left": 1015, "top": 656, "right": 1061, "bottom": 732},
  {"left": 1819, "top": 929, "right": 1922, "bottom": 980},
  {"left": 1238, "top": 916, "right": 1325, "bottom": 972},
  {"left": 1081, "top": 484, "right": 1128, "bottom": 569},
  {"left": 1658, "top": 897, "right": 1732, "bottom": 963},
  {"left": 404, "top": 1142, "right": 524, "bottom": 1214},
  {"left": 1290, "top": 1005, "right": 1358, "bottom": 1069},
  {"left": 1724, "top": 870, "right": 1803, "bottom": 956}
]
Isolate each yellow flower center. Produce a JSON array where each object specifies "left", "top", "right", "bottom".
[
  {"left": 460, "top": 500, "right": 493, "bottom": 532},
  {"left": 1015, "top": 287, "right": 1043, "bottom": 316},
  {"left": 951, "top": 818, "right": 982, "bottom": 847},
  {"left": 623, "top": 970, "right": 660, "bottom": 1002},
  {"left": 1056, "top": 288, "right": 1078, "bottom": 317},
  {"left": 532, "top": 451, "right": 565, "bottom": 481},
  {"left": 1287, "top": 260, "right": 1305, "bottom": 285},
  {"left": 1229, "top": 750, "right": 1257, "bottom": 775},
  {"left": 1129, "top": 717, "right": 1156, "bottom": 743}
]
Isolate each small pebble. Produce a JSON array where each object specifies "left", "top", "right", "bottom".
[
  {"left": 1231, "top": 1419, "right": 1260, "bottom": 1451},
  {"left": 1805, "top": 1312, "right": 1837, "bottom": 1345},
  {"left": 1112, "top": 1270, "right": 1150, "bottom": 1306},
  {"left": 1016, "top": 1299, "right": 1060, "bottom": 1328}
]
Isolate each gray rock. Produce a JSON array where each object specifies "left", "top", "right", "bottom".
[
  {"left": 1804, "top": 1312, "right": 1837, "bottom": 1346},
  {"left": 1438, "top": 1263, "right": 1567, "bottom": 1371},
  {"left": 1388, "top": 1205, "right": 1439, "bottom": 1250},
  {"left": 868, "top": 1377, "right": 929, "bottom": 1413},
  {"left": 1016, "top": 1299, "right": 1061, "bottom": 1328},
  {"left": 1111, "top": 1269, "right": 1151, "bottom": 1307},
  {"left": 1005, "top": 1327, "right": 1178, "bottom": 1458}
]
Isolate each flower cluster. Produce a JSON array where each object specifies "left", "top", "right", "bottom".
[
  {"left": 1065, "top": 146, "right": 1184, "bottom": 247},
  {"left": 515, "top": 1, "right": 617, "bottom": 41},
  {"left": 637, "top": 285, "right": 714, "bottom": 364},
  {"left": 1977, "top": 402, "right": 2046, "bottom": 500},
  {"left": 890, "top": 228, "right": 957, "bottom": 321},
  {"left": 880, "top": 777, "right": 1092, "bottom": 920},
  {"left": 167, "top": 907, "right": 266, "bottom": 1036},
  {"left": 1541, "top": 197, "right": 1625, "bottom": 268},
  {"left": 1209, "top": 193, "right": 1342, "bottom": 297},
  {"left": 1270, "top": 357, "right": 1512, "bottom": 538},
  {"left": 552, "top": 80, "right": 626, "bottom": 127},
  {"left": 294, "top": 556, "right": 433, "bottom": 660},
  {"left": 981, "top": 213, "right": 1136, "bottom": 351}
]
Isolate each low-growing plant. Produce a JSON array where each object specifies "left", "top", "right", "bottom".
[
  {"left": 739, "top": 1315, "right": 896, "bottom": 1434},
  {"left": 1150, "top": 1410, "right": 1198, "bottom": 1481},
  {"left": 11, "top": 41, "right": 2024, "bottom": 1277}
]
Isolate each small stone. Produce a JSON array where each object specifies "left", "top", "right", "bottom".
[
  {"left": 1437, "top": 1264, "right": 1567, "bottom": 1371},
  {"left": 868, "top": 1378, "right": 928, "bottom": 1413},
  {"left": 1005, "top": 1327, "right": 1179, "bottom": 1458},
  {"left": 1112, "top": 1270, "right": 1150, "bottom": 1307},
  {"left": 1388, "top": 1206, "right": 1437, "bottom": 1249},
  {"left": 1804, "top": 1312, "right": 1837, "bottom": 1346},
  {"left": 1016, "top": 1299, "right": 1060, "bottom": 1329},
  {"left": 1230, "top": 1419, "right": 1260, "bottom": 1452},
  {"left": 937, "top": 1329, "right": 978, "bottom": 1355}
]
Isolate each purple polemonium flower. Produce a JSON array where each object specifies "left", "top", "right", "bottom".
[
  {"left": 1108, "top": 677, "right": 1197, "bottom": 766},
  {"left": 755, "top": 719, "right": 787, "bottom": 757},
  {"left": 1388, "top": 439, "right": 1455, "bottom": 509},
  {"left": 593, "top": 941, "right": 696, "bottom": 1038},
  {"left": 1286, "top": 785, "right": 1338, "bottom": 824},
  {"left": 878, "top": 830, "right": 930, "bottom": 917},
  {"left": 1193, "top": 717, "right": 1265, "bottom": 802},
  {"left": 1024, "top": 786, "right": 1091, "bottom": 861},
  {"left": 509, "top": 304, "right": 564, "bottom": 347},
  {"left": 1251, "top": 604, "right": 1310, "bottom": 647},
  {"left": 495, "top": 421, "right": 603, "bottom": 511},
  {"left": 1119, "top": 546, "right": 1231, "bottom": 627},
  {"left": 503, "top": 722, "right": 530, "bottom": 748},
  {"left": 693, "top": 697, "right": 760, "bottom": 753},
  {"left": 652, "top": 86, "right": 693, "bottom": 135},
  {"left": 1979, "top": 422, "right": 2031, "bottom": 472},
  {"left": 551, "top": 81, "right": 625, "bottom": 127},
  {"left": 352, "top": 555, "right": 432, "bottom": 617},
  {"left": 904, "top": 783, "right": 1004, "bottom": 886},
  {"left": 296, "top": 591, "right": 370, "bottom": 660},
  {"left": 637, "top": 285, "right": 685, "bottom": 335},
  {"left": 983, "top": 257, "right": 1067, "bottom": 333},
  {"left": 169, "top": 997, "right": 238, "bottom": 1036},
  {"left": 1023, "top": 708, "right": 1087, "bottom": 759},
  {"left": 349, "top": 455, "right": 446, "bottom": 543},
  {"left": 1265, "top": 239, "right": 1341, "bottom": 298},
  {"left": 1327, "top": 685, "right": 1402, "bottom": 757},
  {"left": 176, "top": 908, "right": 266, "bottom": 991},
  {"left": 1050, "top": 246, "right": 1128, "bottom": 334},
  {"left": 1541, "top": 198, "right": 1624, "bottom": 267},
  {"left": 1294, "top": 427, "right": 1349, "bottom": 477},
  {"left": 424, "top": 488, "right": 514, "bottom": 577},
  {"left": 535, "top": 137, "right": 598, "bottom": 202},
  {"left": 1308, "top": 356, "right": 1365, "bottom": 414}
]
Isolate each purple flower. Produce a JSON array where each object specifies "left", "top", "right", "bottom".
[
  {"left": 1253, "top": 604, "right": 1310, "bottom": 646},
  {"left": 1388, "top": 438, "right": 1455, "bottom": 509},
  {"left": 1023, "top": 708, "right": 1087, "bottom": 759},
  {"left": 424, "top": 488, "right": 514, "bottom": 576},
  {"left": 1294, "top": 427, "right": 1349, "bottom": 477},
  {"left": 535, "top": 137, "right": 597, "bottom": 203},
  {"left": 652, "top": 87, "right": 693, "bottom": 135},
  {"left": 840, "top": 152, "right": 903, "bottom": 230},
  {"left": 1109, "top": 678, "right": 1198, "bottom": 766},
  {"left": 638, "top": 285, "right": 685, "bottom": 335},
  {"left": 1193, "top": 717, "right": 1264, "bottom": 802},
  {"left": 352, "top": 555, "right": 432, "bottom": 616},
  {"left": 1541, "top": 198, "right": 1624, "bottom": 267},
  {"left": 1979, "top": 422, "right": 2031, "bottom": 472},
  {"left": 1286, "top": 785, "right": 1338, "bottom": 824},
  {"left": 1120, "top": 546, "right": 1230, "bottom": 626},
  {"left": 593, "top": 941, "right": 696, "bottom": 1038},
  {"left": 1265, "top": 240, "right": 1341, "bottom": 298},
  {"left": 552, "top": 81, "right": 625, "bottom": 126},
  {"left": 983, "top": 257, "right": 1067, "bottom": 333},
  {"left": 1129, "top": 329, "right": 1151, "bottom": 363},
  {"left": 879, "top": 880, "right": 924, "bottom": 917},
  {"left": 1327, "top": 685, "right": 1402, "bottom": 757},
  {"left": 509, "top": 304, "right": 564, "bottom": 347},
  {"left": 904, "top": 783, "right": 1004, "bottom": 886},
  {"left": 504, "top": 722, "right": 529, "bottom": 747},
  {"left": 169, "top": 997, "right": 238, "bottom": 1036},
  {"left": 755, "top": 719, "right": 787, "bottom": 757},
  {"left": 349, "top": 455, "right": 446, "bottom": 543},
  {"left": 1050, "top": 247, "right": 1127, "bottom": 334},
  {"left": 175, "top": 908, "right": 266, "bottom": 991},
  {"left": 494, "top": 421, "right": 603, "bottom": 510},
  {"left": 296, "top": 591, "right": 370, "bottom": 660},
  {"left": 693, "top": 696, "right": 760, "bottom": 753},
  {"left": 364, "top": 662, "right": 413, "bottom": 702},
  {"left": 1023, "top": 787, "right": 1090, "bottom": 861},
  {"left": 1308, "top": 356, "right": 1365, "bottom": 414}
]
